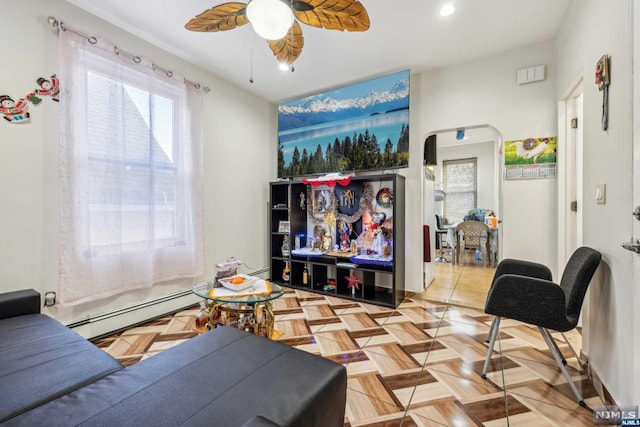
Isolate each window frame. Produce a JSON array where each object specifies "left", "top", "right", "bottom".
[
  {"left": 81, "top": 53, "right": 186, "bottom": 251},
  {"left": 442, "top": 157, "right": 478, "bottom": 223}
]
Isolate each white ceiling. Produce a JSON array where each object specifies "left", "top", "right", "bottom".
[{"left": 64, "top": 0, "right": 570, "bottom": 104}]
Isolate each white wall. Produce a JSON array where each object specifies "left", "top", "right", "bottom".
[
  {"left": 415, "top": 41, "right": 559, "bottom": 273},
  {"left": 401, "top": 74, "right": 427, "bottom": 293},
  {"left": 436, "top": 141, "right": 496, "bottom": 221},
  {"left": 556, "top": 0, "right": 635, "bottom": 406},
  {"left": 0, "top": 1, "right": 275, "bottom": 336}
]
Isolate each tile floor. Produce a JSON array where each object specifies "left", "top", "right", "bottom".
[{"left": 95, "top": 259, "right": 603, "bottom": 426}]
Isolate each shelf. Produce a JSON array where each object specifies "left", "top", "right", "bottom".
[
  {"left": 269, "top": 175, "right": 404, "bottom": 308},
  {"left": 281, "top": 282, "right": 396, "bottom": 308}
]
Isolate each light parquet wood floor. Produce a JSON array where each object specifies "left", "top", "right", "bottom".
[{"left": 94, "top": 260, "right": 601, "bottom": 426}]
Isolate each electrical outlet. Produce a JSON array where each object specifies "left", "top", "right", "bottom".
[{"left": 44, "top": 291, "right": 56, "bottom": 307}]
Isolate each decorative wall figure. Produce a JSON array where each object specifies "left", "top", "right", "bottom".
[
  {"left": 0, "top": 94, "right": 33, "bottom": 123},
  {"left": 299, "top": 192, "right": 305, "bottom": 210},
  {"left": 35, "top": 74, "right": 60, "bottom": 102},
  {"left": 595, "top": 55, "right": 610, "bottom": 131},
  {"left": 1, "top": 73, "right": 58, "bottom": 125}
]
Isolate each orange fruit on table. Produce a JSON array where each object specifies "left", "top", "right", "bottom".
[{"left": 230, "top": 276, "right": 244, "bottom": 284}]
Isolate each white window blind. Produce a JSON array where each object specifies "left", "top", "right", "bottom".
[
  {"left": 443, "top": 158, "right": 477, "bottom": 223},
  {"left": 58, "top": 28, "right": 204, "bottom": 305}
]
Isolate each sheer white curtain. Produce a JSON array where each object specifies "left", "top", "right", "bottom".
[
  {"left": 443, "top": 158, "right": 477, "bottom": 223},
  {"left": 58, "top": 27, "right": 204, "bottom": 305}
]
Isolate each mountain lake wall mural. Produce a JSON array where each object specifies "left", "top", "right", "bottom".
[{"left": 277, "top": 70, "right": 410, "bottom": 177}]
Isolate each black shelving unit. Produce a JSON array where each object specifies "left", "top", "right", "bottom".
[{"left": 268, "top": 174, "right": 405, "bottom": 308}]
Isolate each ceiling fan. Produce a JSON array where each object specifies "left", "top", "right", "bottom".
[{"left": 185, "top": 0, "right": 370, "bottom": 67}]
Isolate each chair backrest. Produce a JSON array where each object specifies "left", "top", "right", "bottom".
[
  {"left": 435, "top": 214, "right": 444, "bottom": 230},
  {"left": 455, "top": 220, "right": 490, "bottom": 247},
  {"left": 559, "top": 247, "right": 601, "bottom": 323}
]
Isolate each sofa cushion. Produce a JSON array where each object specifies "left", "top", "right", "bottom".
[
  {"left": 7, "top": 326, "right": 347, "bottom": 427},
  {"left": 0, "top": 314, "right": 124, "bottom": 422}
]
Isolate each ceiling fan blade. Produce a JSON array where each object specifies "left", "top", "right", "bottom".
[
  {"left": 292, "top": 0, "right": 370, "bottom": 32},
  {"left": 267, "top": 21, "right": 304, "bottom": 64},
  {"left": 185, "top": 2, "right": 249, "bottom": 32}
]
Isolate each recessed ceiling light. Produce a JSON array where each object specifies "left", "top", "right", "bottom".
[{"left": 440, "top": 3, "right": 455, "bottom": 17}]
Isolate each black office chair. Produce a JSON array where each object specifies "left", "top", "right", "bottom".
[
  {"left": 481, "top": 247, "right": 601, "bottom": 407},
  {"left": 435, "top": 215, "right": 450, "bottom": 262}
]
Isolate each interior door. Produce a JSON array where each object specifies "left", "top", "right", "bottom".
[
  {"left": 559, "top": 82, "right": 583, "bottom": 270},
  {"left": 568, "top": 91, "right": 584, "bottom": 256}
]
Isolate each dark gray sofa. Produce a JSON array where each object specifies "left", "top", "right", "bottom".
[{"left": 0, "top": 290, "right": 347, "bottom": 426}]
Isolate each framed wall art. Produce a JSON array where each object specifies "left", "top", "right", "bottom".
[
  {"left": 504, "top": 136, "right": 557, "bottom": 180},
  {"left": 312, "top": 188, "right": 333, "bottom": 215},
  {"left": 277, "top": 70, "right": 410, "bottom": 177},
  {"left": 278, "top": 220, "right": 290, "bottom": 233}
]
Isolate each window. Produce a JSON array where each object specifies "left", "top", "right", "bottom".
[
  {"left": 86, "top": 70, "right": 181, "bottom": 247},
  {"left": 443, "top": 158, "right": 477, "bottom": 223},
  {"left": 58, "top": 29, "right": 204, "bottom": 305}
]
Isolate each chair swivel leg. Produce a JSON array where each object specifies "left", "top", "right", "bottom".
[
  {"left": 547, "top": 331, "right": 567, "bottom": 365},
  {"left": 539, "top": 327, "right": 585, "bottom": 407},
  {"left": 481, "top": 316, "right": 500, "bottom": 379},
  {"left": 486, "top": 316, "right": 497, "bottom": 343},
  {"left": 435, "top": 233, "right": 451, "bottom": 263},
  {"left": 560, "top": 331, "right": 586, "bottom": 371}
]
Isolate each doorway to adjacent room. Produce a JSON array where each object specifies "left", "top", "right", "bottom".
[{"left": 423, "top": 124, "right": 503, "bottom": 308}]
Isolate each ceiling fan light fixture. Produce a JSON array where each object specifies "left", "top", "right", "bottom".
[
  {"left": 440, "top": 3, "right": 455, "bottom": 17},
  {"left": 246, "top": 0, "right": 294, "bottom": 40}
]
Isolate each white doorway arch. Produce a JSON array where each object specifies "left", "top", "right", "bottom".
[{"left": 423, "top": 124, "right": 504, "bottom": 288}]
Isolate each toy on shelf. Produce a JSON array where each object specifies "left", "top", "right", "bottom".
[{"left": 323, "top": 279, "right": 336, "bottom": 291}]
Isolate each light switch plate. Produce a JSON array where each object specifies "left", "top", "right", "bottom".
[{"left": 596, "top": 184, "right": 606, "bottom": 204}]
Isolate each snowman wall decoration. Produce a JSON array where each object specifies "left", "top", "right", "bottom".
[
  {"left": 0, "top": 95, "right": 33, "bottom": 123},
  {"left": 1, "top": 74, "right": 59, "bottom": 125}
]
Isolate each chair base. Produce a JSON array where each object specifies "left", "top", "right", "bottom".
[{"left": 481, "top": 316, "right": 585, "bottom": 406}]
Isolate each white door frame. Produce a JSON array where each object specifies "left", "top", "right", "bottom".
[
  {"left": 632, "top": 0, "right": 640, "bottom": 402},
  {"left": 423, "top": 124, "right": 503, "bottom": 283},
  {"left": 557, "top": 75, "right": 584, "bottom": 271}
]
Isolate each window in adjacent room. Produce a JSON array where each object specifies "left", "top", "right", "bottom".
[
  {"left": 58, "top": 28, "right": 204, "bottom": 305},
  {"left": 443, "top": 157, "right": 477, "bottom": 223}
]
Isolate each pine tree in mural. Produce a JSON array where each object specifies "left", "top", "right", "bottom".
[
  {"left": 383, "top": 139, "right": 394, "bottom": 165},
  {"left": 300, "top": 148, "right": 310, "bottom": 175},
  {"left": 278, "top": 143, "right": 285, "bottom": 175}
]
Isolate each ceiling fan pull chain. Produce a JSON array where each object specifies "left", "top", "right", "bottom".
[{"left": 249, "top": 49, "right": 254, "bottom": 83}]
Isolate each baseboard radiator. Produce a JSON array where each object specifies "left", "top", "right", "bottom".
[{"left": 67, "top": 267, "right": 269, "bottom": 339}]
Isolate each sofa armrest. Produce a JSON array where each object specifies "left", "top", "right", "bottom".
[{"left": 0, "top": 289, "right": 41, "bottom": 319}]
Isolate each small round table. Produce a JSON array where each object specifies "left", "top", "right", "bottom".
[{"left": 192, "top": 280, "right": 284, "bottom": 338}]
